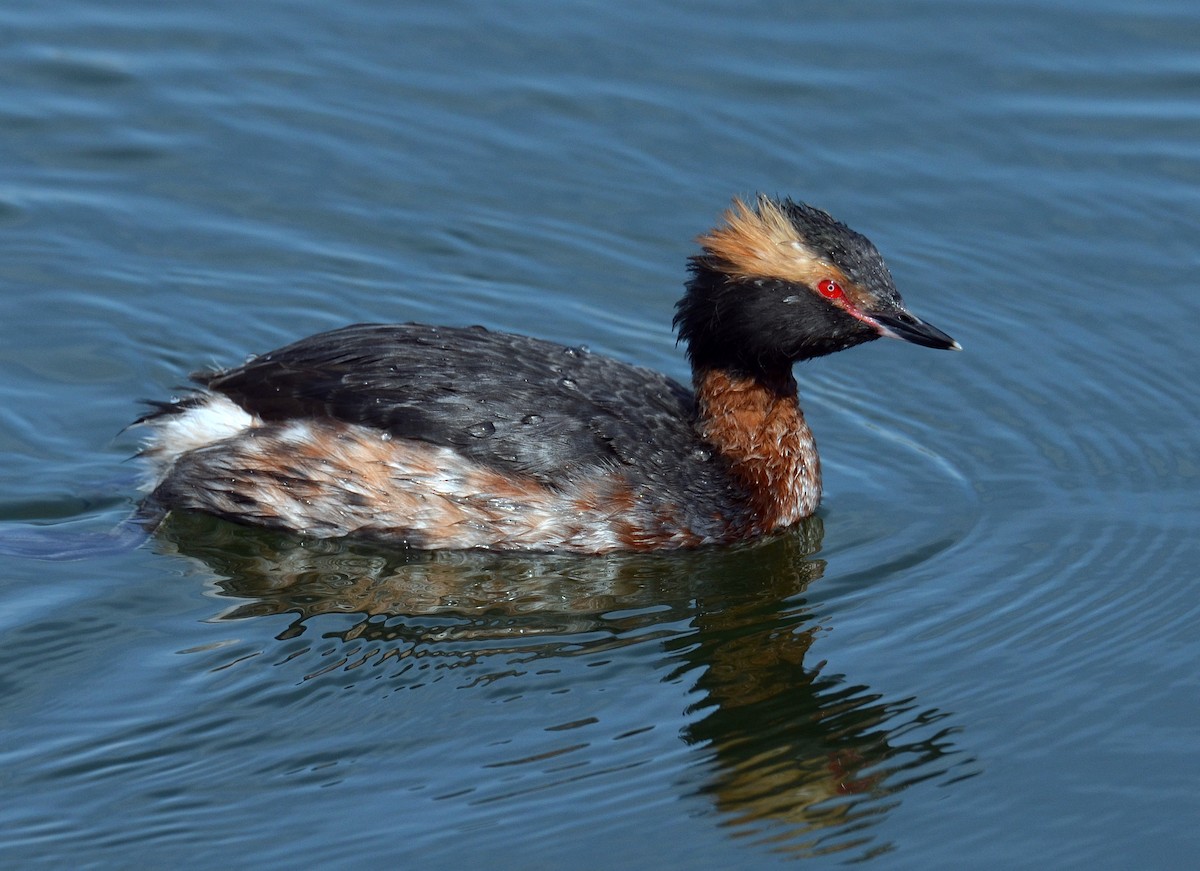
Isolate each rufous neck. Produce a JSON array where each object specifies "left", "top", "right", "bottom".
[{"left": 694, "top": 367, "right": 821, "bottom": 531}]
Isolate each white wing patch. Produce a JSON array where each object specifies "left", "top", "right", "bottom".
[{"left": 138, "top": 393, "right": 258, "bottom": 491}]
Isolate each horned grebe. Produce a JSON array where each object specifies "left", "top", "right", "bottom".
[{"left": 138, "top": 195, "right": 959, "bottom": 553}]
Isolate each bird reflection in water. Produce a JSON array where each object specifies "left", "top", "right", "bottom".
[{"left": 154, "top": 513, "right": 974, "bottom": 859}]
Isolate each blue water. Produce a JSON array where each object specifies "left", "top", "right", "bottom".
[{"left": 2, "top": 1, "right": 1199, "bottom": 867}]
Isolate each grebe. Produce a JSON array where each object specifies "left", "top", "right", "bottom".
[{"left": 138, "top": 195, "right": 959, "bottom": 553}]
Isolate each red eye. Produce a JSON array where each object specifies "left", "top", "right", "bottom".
[{"left": 818, "top": 279, "right": 845, "bottom": 300}]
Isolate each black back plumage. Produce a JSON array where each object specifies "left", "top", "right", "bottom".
[{"left": 193, "top": 323, "right": 733, "bottom": 506}]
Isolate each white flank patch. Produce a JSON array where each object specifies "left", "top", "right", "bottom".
[{"left": 138, "top": 393, "right": 257, "bottom": 491}]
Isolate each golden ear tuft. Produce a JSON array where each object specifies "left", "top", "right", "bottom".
[{"left": 696, "top": 196, "right": 845, "bottom": 288}]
